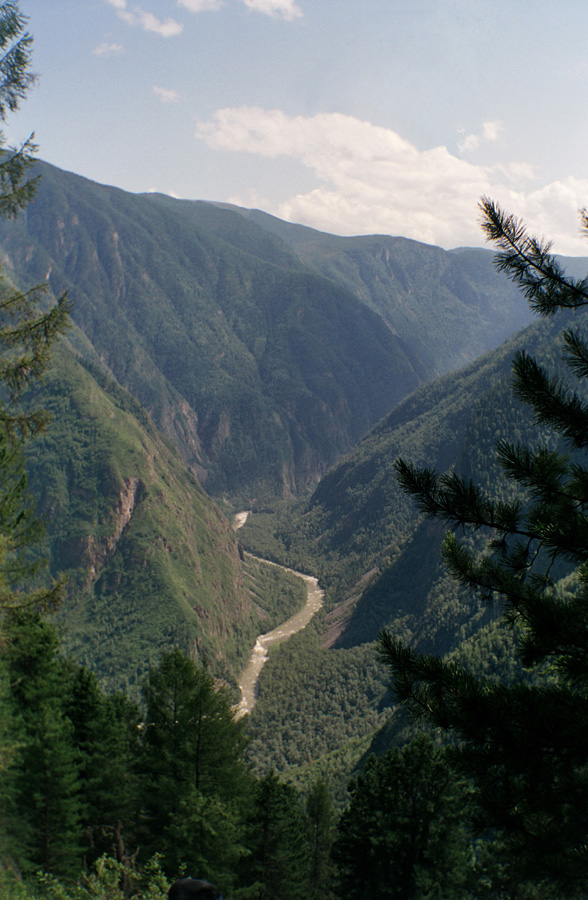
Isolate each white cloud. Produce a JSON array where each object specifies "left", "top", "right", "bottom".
[
  {"left": 178, "top": 0, "right": 223, "bottom": 10},
  {"left": 242, "top": 0, "right": 302, "bottom": 20},
  {"left": 105, "top": 0, "right": 183, "bottom": 37},
  {"left": 482, "top": 120, "right": 503, "bottom": 142},
  {"left": 458, "top": 133, "right": 480, "bottom": 153},
  {"left": 458, "top": 120, "right": 503, "bottom": 154},
  {"left": 195, "top": 106, "right": 588, "bottom": 254},
  {"left": 153, "top": 85, "right": 179, "bottom": 103},
  {"left": 92, "top": 41, "right": 124, "bottom": 55}
]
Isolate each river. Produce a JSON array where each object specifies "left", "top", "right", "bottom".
[{"left": 233, "top": 512, "right": 324, "bottom": 719}]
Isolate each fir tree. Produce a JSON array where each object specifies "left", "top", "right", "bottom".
[
  {"left": 138, "top": 649, "right": 248, "bottom": 866},
  {"left": 0, "top": 0, "right": 70, "bottom": 616},
  {"left": 240, "top": 770, "right": 309, "bottom": 900},
  {"left": 333, "top": 735, "right": 470, "bottom": 900},
  {"left": 5, "top": 611, "right": 83, "bottom": 876},
  {"left": 379, "top": 199, "right": 588, "bottom": 898}
]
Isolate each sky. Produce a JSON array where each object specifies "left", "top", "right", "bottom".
[{"left": 7, "top": 0, "right": 588, "bottom": 254}]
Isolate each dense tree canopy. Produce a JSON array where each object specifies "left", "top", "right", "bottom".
[{"left": 333, "top": 734, "right": 470, "bottom": 900}]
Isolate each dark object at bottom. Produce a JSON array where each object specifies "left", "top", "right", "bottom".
[{"left": 168, "top": 877, "right": 222, "bottom": 900}]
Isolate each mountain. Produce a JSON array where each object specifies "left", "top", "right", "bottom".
[
  {"left": 240, "top": 305, "right": 587, "bottom": 775},
  {"left": 25, "top": 338, "right": 257, "bottom": 692},
  {"left": 0, "top": 163, "right": 422, "bottom": 503},
  {"left": 0, "top": 156, "right": 579, "bottom": 744},
  {"left": 214, "top": 204, "right": 533, "bottom": 378},
  {"left": 0, "top": 160, "right": 535, "bottom": 503},
  {"left": 263, "top": 308, "right": 568, "bottom": 649}
]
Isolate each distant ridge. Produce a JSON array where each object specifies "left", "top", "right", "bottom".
[{"left": 0, "top": 160, "right": 543, "bottom": 501}]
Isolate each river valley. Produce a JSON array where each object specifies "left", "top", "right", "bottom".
[{"left": 234, "top": 514, "right": 324, "bottom": 718}]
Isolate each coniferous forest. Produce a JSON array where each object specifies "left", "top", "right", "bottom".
[{"left": 2, "top": 3, "right": 588, "bottom": 899}]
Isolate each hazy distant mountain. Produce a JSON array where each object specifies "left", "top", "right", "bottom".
[
  {"left": 0, "top": 160, "right": 538, "bottom": 502},
  {"left": 213, "top": 204, "right": 533, "bottom": 378}
]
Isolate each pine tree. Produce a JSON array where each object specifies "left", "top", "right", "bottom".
[
  {"left": 0, "top": 0, "right": 72, "bottom": 879},
  {"left": 333, "top": 735, "right": 470, "bottom": 900},
  {"left": 240, "top": 770, "right": 309, "bottom": 900},
  {"left": 379, "top": 199, "right": 588, "bottom": 897},
  {"left": 0, "top": 0, "right": 70, "bottom": 615},
  {"left": 5, "top": 610, "right": 83, "bottom": 876},
  {"left": 305, "top": 779, "right": 335, "bottom": 900},
  {"left": 138, "top": 649, "right": 248, "bottom": 866},
  {"left": 63, "top": 666, "right": 140, "bottom": 865}
]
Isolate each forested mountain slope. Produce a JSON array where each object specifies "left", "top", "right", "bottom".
[
  {"left": 261, "top": 302, "right": 588, "bottom": 655},
  {"left": 0, "top": 162, "right": 426, "bottom": 502},
  {"left": 218, "top": 205, "right": 534, "bottom": 378},
  {"left": 0, "top": 159, "right": 543, "bottom": 503},
  {"left": 242, "top": 306, "right": 587, "bottom": 774},
  {"left": 26, "top": 339, "right": 257, "bottom": 692}
]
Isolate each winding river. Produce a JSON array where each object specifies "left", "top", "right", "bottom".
[{"left": 233, "top": 512, "right": 324, "bottom": 719}]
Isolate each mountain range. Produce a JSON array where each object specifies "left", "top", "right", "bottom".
[
  {"left": 0, "top": 157, "right": 582, "bottom": 740},
  {"left": 0, "top": 160, "right": 530, "bottom": 505}
]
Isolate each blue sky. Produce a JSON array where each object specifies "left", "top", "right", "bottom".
[{"left": 8, "top": 0, "right": 588, "bottom": 253}]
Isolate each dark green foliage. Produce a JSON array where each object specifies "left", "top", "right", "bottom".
[
  {"left": 164, "top": 790, "right": 245, "bottom": 892},
  {"left": 379, "top": 201, "right": 588, "bottom": 896},
  {"left": 245, "top": 625, "right": 389, "bottom": 778},
  {"left": 138, "top": 649, "right": 249, "bottom": 870},
  {"left": 305, "top": 779, "right": 336, "bottom": 900},
  {"left": 239, "top": 770, "right": 309, "bottom": 900},
  {"left": 5, "top": 611, "right": 83, "bottom": 875},
  {"left": 63, "top": 667, "right": 140, "bottom": 863},
  {"left": 333, "top": 735, "right": 470, "bottom": 900}
]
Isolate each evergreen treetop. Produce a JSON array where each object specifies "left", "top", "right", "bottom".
[{"left": 0, "top": 1, "right": 69, "bottom": 614}]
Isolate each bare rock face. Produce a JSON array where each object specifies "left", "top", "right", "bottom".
[
  {"left": 59, "top": 477, "right": 143, "bottom": 585},
  {"left": 89, "top": 476, "right": 143, "bottom": 580}
]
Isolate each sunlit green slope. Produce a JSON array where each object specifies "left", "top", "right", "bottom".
[{"left": 26, "top": 342, "right": 257, "bottom": 692}]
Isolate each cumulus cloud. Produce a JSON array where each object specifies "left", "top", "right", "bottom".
[
  {"left": 195, "top": 106, "right": 588, "bottom": 254},
  {"left": 92, "top": 42, "right": 124, "bottom": 55},
  {"left": 105, "top": 0, "right": 183, "bottom": 37},
  {"left": 153, "top": 85, "right": 179, "bottom": 103},
  {"left": 242, "top": 0, "right": 302, "bottom": 20},
  {"left": 482, "top": 120, "right": 503, "bottom": 142}
]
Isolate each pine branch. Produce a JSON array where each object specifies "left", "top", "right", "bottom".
[
  {"left": 496, "top": 441, "right": 568, "bottom": 502},
  {"left": 480, "top": 198, "right": 588, "bottom": 315},
  {"left": 512, "top": 351, "right": 588, "bottom": 450},
  {"left": 563, "top": 329, "right": 588, "bottom": 380},
  {"left": 396, "top": 458, "right": 535, "bottom": 540}
]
